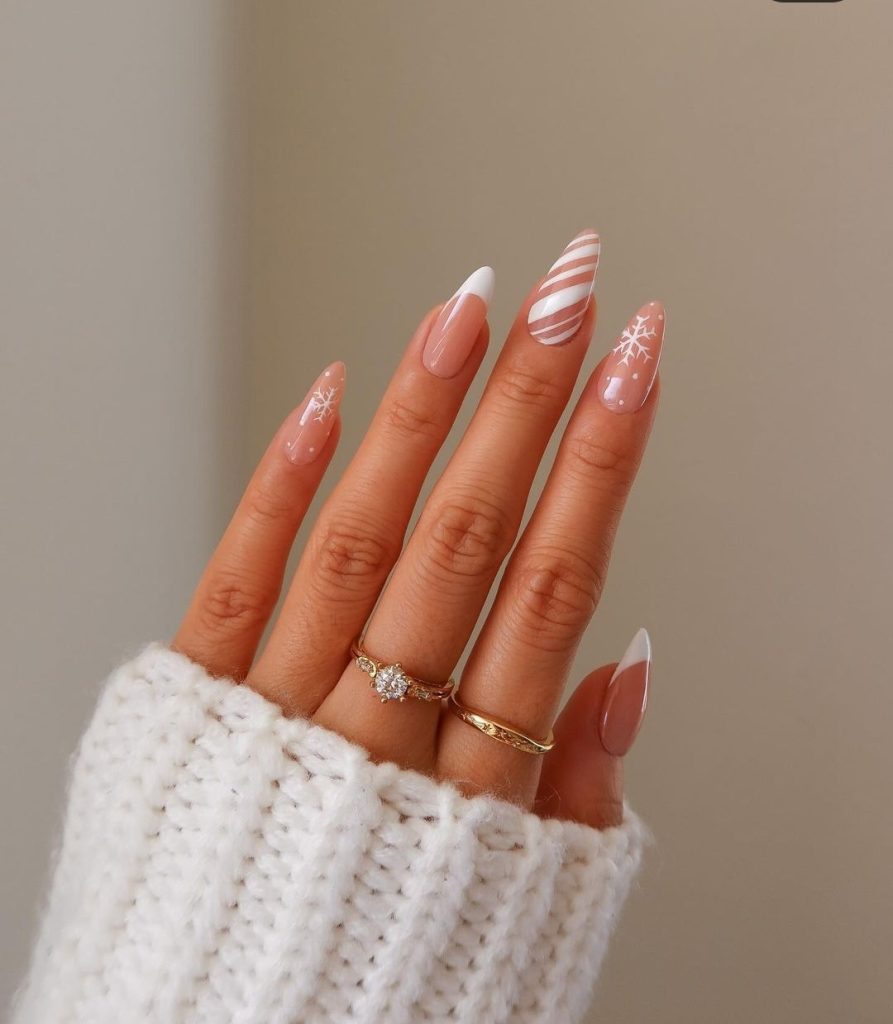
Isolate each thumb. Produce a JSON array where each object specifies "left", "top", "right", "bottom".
[{"left": 534, "top": 629, "right": 651, "bottom": 829}]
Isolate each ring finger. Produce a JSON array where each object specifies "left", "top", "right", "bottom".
[
  {"left": 438, "top": 300, "right": 666, "bottom": 804},
  {"left": 315, "top": 230, "right": 602, "bottom": 766}
]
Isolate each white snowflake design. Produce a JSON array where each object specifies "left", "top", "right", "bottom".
[
  {"left": 613, "top": 314, "right": 656, "bottom": 367},
  {"left": 307, "top": 385, "right": 339, "bottom": 423}
]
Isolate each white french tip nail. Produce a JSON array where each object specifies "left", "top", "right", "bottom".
[
  {"left": 610, "top": 627, "right": 652, "bottom": 684},
  {"left": 452, "top": 265, "right": 495, "bottom": 306}
]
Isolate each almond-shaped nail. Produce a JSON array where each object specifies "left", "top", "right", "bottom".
[
  {"left": 599, "top": 628, "right": 651, "bottom": 757},
  {"left": 597, "top": 301, "right": 665, "bottom": 413},
  {"left": 527, "top": 229, "right": 600, "bottom": 345},
  {"left": 284, "top": 361, "right": 346, "bottom": 465},
  {"left": 422, "top": 266, "right": 494, "bottom": 379}
]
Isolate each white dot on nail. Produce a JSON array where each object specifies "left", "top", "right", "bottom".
[
  {"left": 632, "top": 373, "right": 639, "bottom": 379},
  {"left": 309, "top": 446, "right": 315, "bottom": 453},
  {"left": 324, "top": 370, "right": 330, "bottom": 376},
  {"left": 619, "top": 399, "right": 625, "bottom": 405},
  {"left": 658, "top": 314, "right": 664, "bottom": 321}
]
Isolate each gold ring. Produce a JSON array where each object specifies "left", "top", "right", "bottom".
[
  {"left": 350, "top": 640, "right": 455, "bottom": 704},
  {"left": 447, "top": 693, "right": 555, "bottom": 755}
]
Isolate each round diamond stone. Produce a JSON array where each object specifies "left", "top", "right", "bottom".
[{"left": 374, "top": 664, "right": 409, "bottom": 701}]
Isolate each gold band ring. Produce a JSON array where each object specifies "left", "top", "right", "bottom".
[
  {"left": 350, "top": 640, "right": 455, "bottom": 704},
  {"left": 447, "top": 693, "right": 555, "bottom": 755}
]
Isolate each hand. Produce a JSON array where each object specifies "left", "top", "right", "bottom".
[{"left": 174, "top": 231, "right": 664, "bottom": 829}]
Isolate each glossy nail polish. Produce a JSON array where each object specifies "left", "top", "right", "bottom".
[
  {"left": 422, "top": 266, "right": 494, "bottom": 379},
  {"left": 599, "top": 628, "right": 651, "bottom": 757},
  {"left": 284, "top": 361, "right": 346, "bottom": 465},
  {"left": 527, "top": 229, "right": 600, "bottom": 345},
  {"left": 597, "top": 301, "right": 666, "bottom": 413}
]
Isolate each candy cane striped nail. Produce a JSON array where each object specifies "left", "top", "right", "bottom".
[{"left": 527, "top": 230, "right": 601, "bottom": 346}]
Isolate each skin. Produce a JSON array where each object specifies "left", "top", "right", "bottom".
[{"left": 174, "top": 268, "right": 658, "bottom": 830}]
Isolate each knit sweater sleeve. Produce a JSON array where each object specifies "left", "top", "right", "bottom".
[{"left": 13, "top": 645, "right": 647, "bottom": 1024}]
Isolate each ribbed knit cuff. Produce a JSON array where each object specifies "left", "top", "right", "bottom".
[{"left": 15, "top": 645, "right": 647, "bottom": 1024}]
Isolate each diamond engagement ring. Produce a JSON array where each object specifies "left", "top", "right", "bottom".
[{"left": 350, "top": 640, "right": 455, "bottom": 704}]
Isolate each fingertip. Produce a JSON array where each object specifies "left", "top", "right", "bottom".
[
  {"left": 454, "top": 265, "right": 495, "bottom": 306},
  {"left": 282, "top": 361, "right": 347, "bottom": 467},
  {"left": 535, "top": 664, "right": 623, "bottom": 828},
  {"left": 599, "top": 627, "right": 652, "bottom": 758}
]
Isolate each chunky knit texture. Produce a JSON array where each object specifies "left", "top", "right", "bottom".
[{"left": 14, "top": 645, "right": 647, "bottom": 1024}]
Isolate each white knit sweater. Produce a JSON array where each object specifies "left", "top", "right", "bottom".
[{"left": 13, "top": 645, "right": 647, "bottom": 1024}]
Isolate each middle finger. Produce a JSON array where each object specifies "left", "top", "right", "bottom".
[{"left": 315, "top": 230, "right": 601, "bottom": 766}]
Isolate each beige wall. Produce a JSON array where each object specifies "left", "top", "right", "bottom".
[
  {"left": 3, "top": 1, "right": 892, "bottom": 1020},
  {"left": 0, "top": 0, "right": 247, "bottom": 1002},
  {"left": 248, "top": 3, "right": 892, "bottom": 1022}
]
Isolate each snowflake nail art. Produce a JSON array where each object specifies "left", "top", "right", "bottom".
[
  {"left": 286, "top": 362, "right": 346, "bottom": 465},
  {"left": 598, "top": 302, "right": 666, "bottom": 414},
  {"left": 613, "top": 314, "right": 656, "bottom": 367},
  {"left": 305, "top": 384, "right": 340, "bottom": 424}
]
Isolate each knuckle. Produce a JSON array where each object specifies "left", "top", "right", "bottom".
[
  {"left": 382, "top": 397, "right": 445, "bottom": 443},
  {"left": 492, "top": 367, "right": 564, "bottom": 412},
  {"left": 420, "top": 494, "right": 515, "bottom": 584},
  {"left": 565, "top": 434, "right": 636, "bottom": 497},
  {"left": 244, "top": 482, "right": 294, "bottom": 530},
  {"left": 313, "top": 514, "right": 397, "bottom": 593},
  {"left": 510, "top": 550, "right": 602, "bottom": 650},
  {"left": 199, "top": 573, "right": 274, "bottom": 636}
]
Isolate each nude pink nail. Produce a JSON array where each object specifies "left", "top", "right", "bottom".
[
  {"left": 422, "top": 266, "right": 494, "bottom": 379},
  {"left": 599, "top": 628, "right": 651, "bottom": 757},
  {"left": 527, "top": 229, "right": 600, "bottom": 345},
  {"left": 597, "top": 301, "right": 666, "bottom": 413},
  {"left": 284, "top": 361, "right": 346, "bottom": 465}
]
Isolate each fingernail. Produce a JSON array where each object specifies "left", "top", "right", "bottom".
[
  {"left": 284, "top": 361, "right": 346, "bottom": 465},
  {"left": 599, "top": 627, "right": 651, "bottom": 757},
  {"left": 527, "top": 229, "right": 600, "bottom": 345},
  {"left": 597, "top": 301, "right": 666, "bottom": 413},
  {"left": 422, "top": 266, "right": 494, "bottom": 379}
]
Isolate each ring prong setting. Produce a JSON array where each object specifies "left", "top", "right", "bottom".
[
  {"left": 350, "top": 640, "right": 455, "bottom": 705},
  {"left": 373, "top": 663, "right": 411, "bottom": 702}
]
